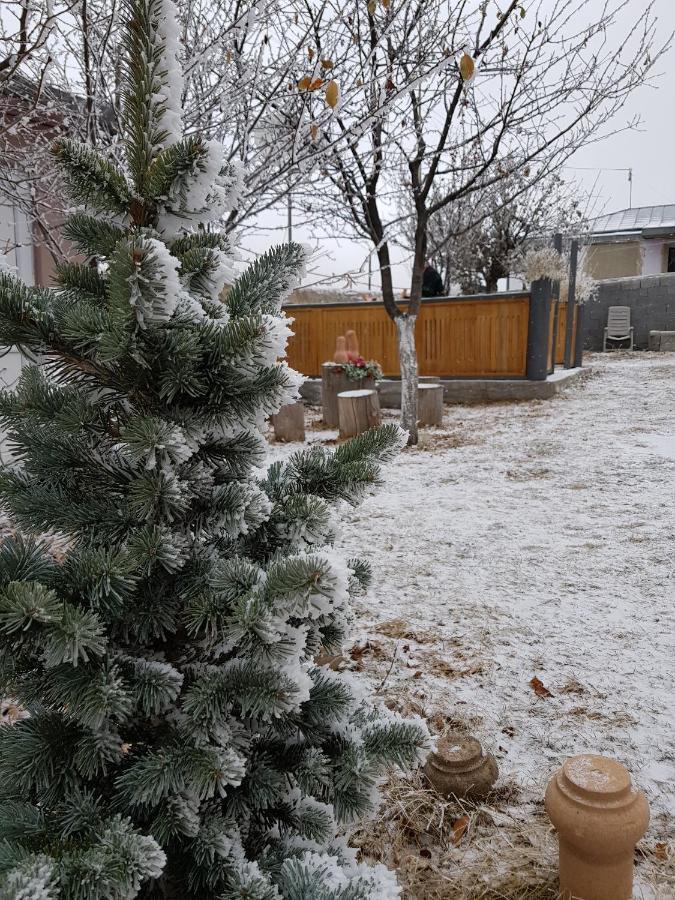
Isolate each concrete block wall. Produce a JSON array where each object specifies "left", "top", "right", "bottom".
[{"left": 583, "top": 273, "right": 675, "bottom": 350}]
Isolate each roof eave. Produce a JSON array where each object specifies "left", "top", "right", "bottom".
[{"left": 587, "top": 231, "right": 641, "bottom": 243}]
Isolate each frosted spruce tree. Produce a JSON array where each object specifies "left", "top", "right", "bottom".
[{"left": 0, "top": 1, "right": 429, "bottom": 897}]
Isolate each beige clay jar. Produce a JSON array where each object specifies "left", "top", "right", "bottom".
[{"left": 545, "top": 754, "right": 649, "bottom": 900}]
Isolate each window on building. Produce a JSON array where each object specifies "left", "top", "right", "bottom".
[{"left": 668, "top": 247, "right": 675, "bottom": 273}]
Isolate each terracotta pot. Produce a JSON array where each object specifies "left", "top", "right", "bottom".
[
  {"left": 545, "top": 755, "right": 650, "bottom": 900},
  {"left": 345, "top": 329, "right": 359, "bottom": 356},
  {"left": 333, "top": 335, "right": 349, "bottom": 364}
]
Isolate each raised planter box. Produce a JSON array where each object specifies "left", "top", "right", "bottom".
[
  {"left": 321, "top": 363, "right": 376, "bottom": 426},
  {"left": 648, "top": 331, "right": 675, "bottom": 351},
  {"left": 299, "top": 369, "right": 584, "bottom": 407}
]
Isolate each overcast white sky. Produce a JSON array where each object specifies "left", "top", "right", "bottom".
[{"left": 242, "top": 0, "right": 675, "bottom": 294}]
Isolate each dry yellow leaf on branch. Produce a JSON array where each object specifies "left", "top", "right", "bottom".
[
  {"left": 367, "top": 0, "right": 376, "bottom": 14},
  {"left": 310, "top": 124, "right": 319, "bottom": 141},
  {"left": 297, "top": 76, "right": 312, "bottom": 91},
  {"left": 381, "top": 0, "right": 391, "bottom": 6},
  {"left": 459, "top": 53, "right": 475, "bottom": 81},
  {"left": 308, "top": 47, "right": 315, "bottom": 61},
  {"left": 325, "top": 80, "right": 340, "bottom": 108},
  {"left": 321, "top": 59, "right": 334, "bottom": 69}
]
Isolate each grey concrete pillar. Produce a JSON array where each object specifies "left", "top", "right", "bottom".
[
  {"left": 526, "top": 278, "right": 553, "bottom": 381},
  {"left": 549, "top": 233, "right": 564, "bottom": 374},
  {"left": 564, "top": 240, "right": 579, "bottom": 369},
  {"left": 573, "top": 303, "right": 585, "bottom": 368}
]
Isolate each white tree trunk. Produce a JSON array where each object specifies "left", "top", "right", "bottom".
[{"left": 396, "top": 315, "right": 418, "bottom": 445}]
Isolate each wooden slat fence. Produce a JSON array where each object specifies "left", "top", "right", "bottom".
[
  {"left": 547, "top": 301, "right": 556, "bottom": 373},
  {"left": 285, "top": 293, "right": 530, "bottom": 378},
  {"left": 555, "top": 301, "right": 578, "bottom": 366}
]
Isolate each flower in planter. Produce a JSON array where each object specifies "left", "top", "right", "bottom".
[{"left": 339, "top": 357, "right": 383, "bottom": 381}]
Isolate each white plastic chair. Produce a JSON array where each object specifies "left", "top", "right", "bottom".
[{"left": 603, "top": 306, "right": 634, "bottom": 351}]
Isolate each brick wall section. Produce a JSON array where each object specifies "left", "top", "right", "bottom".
[{"left": 583, "top": 273, "right": 675, "bottom": 350}]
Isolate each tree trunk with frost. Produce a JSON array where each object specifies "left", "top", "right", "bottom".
[
  {"left": 375, "top": 222, "right": 423, "bottom": 446},
  {"left": 396, "top": 315, "right": 419, "bottom": 444}
]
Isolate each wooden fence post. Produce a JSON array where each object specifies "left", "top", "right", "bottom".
[
  {"left": 526, "top": 278, "right": 553, "bottom": 381},
  {"left": 564, "top": 240, "right": 579, "bottom": 368}
]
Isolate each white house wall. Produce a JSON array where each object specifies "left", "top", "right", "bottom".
[
  {"left": 0, "top": 200, "right": 34, "bottom": 463},
  {"left": 641, "top": 240, "right": 667, "bottom": 276}
]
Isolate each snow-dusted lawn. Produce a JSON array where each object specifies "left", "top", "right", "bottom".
[{"left": 280, "top": 352, "right": 675, "bottom": 896}]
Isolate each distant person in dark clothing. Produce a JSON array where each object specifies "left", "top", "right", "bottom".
[{"left": 422, "top": 263, "right": 444, "bottom": 298}]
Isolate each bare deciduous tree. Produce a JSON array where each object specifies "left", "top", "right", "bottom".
[
  {"left": 289, "top": 0, "right": 668, "bottom": 443},
  {"left": 1, "top": 0, "right": 417, "bottom": 264},
  {"left": 415, "top": 171, "right": 589, "bottom": 295},
  {"left": 3, "top": 1, "right": 312, "bottom": 262}
]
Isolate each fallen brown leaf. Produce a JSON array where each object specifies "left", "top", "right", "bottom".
[
  {"left": 529, "top": 676, "right": 553, "bottom": 698},
  {"left": 451, "top": 815, "right": 469, "bottom": 845},
  {"left": 654, "top": 842, "right": 669, "bottom": 861}
]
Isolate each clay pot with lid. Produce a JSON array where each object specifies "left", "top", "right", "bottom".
[
  {"left": 545, "top": 754, "right": 650, "bottom": 900},
  {"left": 423, "top": 734, "right": 498, "bottom": 800},
  {"left": 345, "top": 329, "right": 359, "bottom": 356},
  {"left": 333, "top": 336, "right": 349, "bottom": 364}
]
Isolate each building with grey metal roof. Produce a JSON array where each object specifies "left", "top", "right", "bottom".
[{"left": 583, "top": 204, "right": 675, "bottom": 280}]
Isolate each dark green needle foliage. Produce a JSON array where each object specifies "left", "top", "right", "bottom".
[{"left": 0, "top": 1, "right": 428, "bottom": 897}]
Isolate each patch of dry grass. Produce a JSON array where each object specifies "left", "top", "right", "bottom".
[
  {"left": 351, "top": 771, "right": 675, "bottom": 899},
  {"left": 346, "top": 614, "right": 674, "bottom": 898},
  {"left": 350, "top": 772, "right": 562, "bottom": 900},
  {"left": 415, "top": 430, "right": 488, "bottom": 453},
  {"left": 505, "top": 467, "right": 552, "bottom": 481},
  {"left": 374, "top": 618, "right": 441, "bottom": 644}
]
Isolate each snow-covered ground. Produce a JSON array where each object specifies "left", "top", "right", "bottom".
[
  {"left": 2, "top": 352, "right": 671, "bottom": 894},
  {"left": 277, "top": 352, "right": 675, "bottom": 895}
]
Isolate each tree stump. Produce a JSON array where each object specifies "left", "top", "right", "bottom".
[
  {"left": 271, "top": 400, "right": 305, "bottom": 442},
  {"left": 338, "top": 389, "right": 381, "bottom": 438},
  {"left": 418, "top": 383, "right": 443, "bottom": 426},
  {"left": 321, "top": 363, "right": 375, "bottom": 427}
]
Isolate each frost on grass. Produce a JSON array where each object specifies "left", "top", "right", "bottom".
[{"left": 270, "top": 354, "right": 675, "bottom": 898}]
